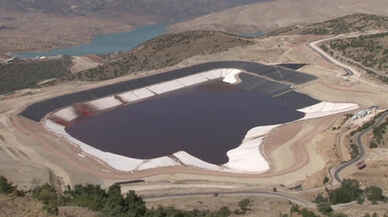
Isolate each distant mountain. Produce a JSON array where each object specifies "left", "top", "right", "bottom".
[{"left": 0, "top": 0, "right": 270, "bottom": 22}]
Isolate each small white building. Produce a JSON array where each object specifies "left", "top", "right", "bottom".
[{"left": 351, "top": 109, "right": 373, "bottom": 120}]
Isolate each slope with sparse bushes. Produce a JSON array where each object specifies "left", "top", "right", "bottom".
[
  {"left": 0, "top": 56, "right": 72, "bottom": 94},
  {"left": 63, "top": 31, "right": 254, "bottom": 81},
  {"left": 267, "top": 13, "right": 388, "bottom": 36}
]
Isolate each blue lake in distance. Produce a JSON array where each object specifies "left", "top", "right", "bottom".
[{"left": 14, "top": 24, "right": 167, "bottom": 58}]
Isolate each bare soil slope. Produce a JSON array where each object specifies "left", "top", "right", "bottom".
[
  {"left": 0, "top": 9, "right": 136, "bottom": 53},
  {"left": 170, "top": 0, "right": 388, "bottom": 34}
]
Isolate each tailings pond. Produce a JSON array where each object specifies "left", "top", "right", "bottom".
[{"left": 66, "top": 77, "right": 318, "bottom": 164}]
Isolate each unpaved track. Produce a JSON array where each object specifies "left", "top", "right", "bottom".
[
  {"left": 309, "top": 32, "right": 388, "bottom": 184},
  {"left": 143, "top": 191, "right": 315, "bottom": 208},
  {"left": 332, "top": 111, "right": 388, "bottom": 183},
  {"left": 309, "top": 30, "right": 388, "bottom": 87}
]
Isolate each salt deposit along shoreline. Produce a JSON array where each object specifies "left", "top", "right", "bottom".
[{"left": 43, "top": 68, "right": 359, "bottom": 174}]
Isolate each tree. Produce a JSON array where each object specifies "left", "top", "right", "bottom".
[
  {"left": 365, "top": 186, "right": 385, "bottom": 203},
  {"left": 32, "top": 184, "right": 57, "bottom": 203},
  {"left": 329, "top": 179, "right": 363, "bottom": 204},
  {"left": 217, "top": 207, "right": 231, "bottom": 217},
  {"left": 123, "top": 190, "right": 146, "bottom": 217},
  {"left": 317, "top": 202, "right": 333, "bottom": 215},
  {"left": 67, "top": 184, "right": 107, "bottom": 211},
  {"left": 370, "top": 141, "right": 378, "bottom": 148},
  {"left": 357, "top": 195, "right": 365, "bottom": 204},
  {"left": 102, "top": 184, "right": 125, "bottom": 217},
  {"left": 0, "top": 176, "right": 16, "bottom": 194},
  {"left": 314, "top": 193, "right": 328, "bottom": 203},
  {"left": 238, "top": 198, "right": 251, "bottom": 214},
  {"left": 300, "top": 208, "right": 319, "bottom": 217},
  {"left": 32, "top": 184, "right": 59, "bottom": 215},
  {"left": 290, "top": 204, "right": 300, "bottom": 214},
  {"left": 323, "top": 176, "right": 329, "bottom": 184}
]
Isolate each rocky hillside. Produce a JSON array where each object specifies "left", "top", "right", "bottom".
[
  {"left": 63, "top": 31, "right": 254, "bottom": 81},
  {"left": 267, "top": 13, "right": 388, "bottom": 36}
]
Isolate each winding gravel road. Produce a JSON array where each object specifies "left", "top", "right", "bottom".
[
  {"left": 333, "top": 110, "right": 388, "bottom": 183},
  {"left": 309, "top": 33, "right": 388, "bottom": 183}
]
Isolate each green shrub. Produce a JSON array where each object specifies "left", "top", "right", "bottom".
[
  {"left": 0, "top": 176, "right": 16, "bottom": 194},
  {"left": 323, "top": 176, "right": 329, "bottom": 184},
  {"left": 317, "top": 202, "right": 333, "bottom": 215},
  {"left": 2, "top": 176, "right": 233, "bottom": 217},
  {"left": 300, "top": 208, "right": 319, "bottom": 217},
  {"left": 329, "top": 179, "right": 363, "bottom": 204},
  {"left": 32, "top": 184, "right": 59, "bottom": 215},
  {"left": 0, "top": 56, "right": 72, "bottom": 94},
  {"left": 370, "top": 141, "right": 378, "bottom": 148},
  {"left": 365, "top": 186, "right": 385, "bottom": 203},
  {"left": 238, "top": 198, "right": 252, "bottom": 214}
]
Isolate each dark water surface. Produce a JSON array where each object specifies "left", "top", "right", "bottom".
[
  {"left": 66, "top": 80, "right": 309, "bottom": 164},
  {"left": 20, "top": 61, "right": 316, "bottom": 122}
]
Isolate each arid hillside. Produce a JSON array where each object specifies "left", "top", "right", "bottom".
[
  {"left": 170, "top": 0, "right": 388, "bottom": 34},
  {"left": 0, "top": 0, "right": 269, "bottom": 53},
  {"left": 64, "top": 31, "right": 254, "bottom": 81},
  {"left": 267, "top": 13, "right": 388, "bottom": 36},
  {"left": 321, "top": 32, "right": 388, "bottom": 83},
  {"left": 0, "top": 31, "right": 253, "bottom": 94},
  {"left": 0, "top": 9, "right": 136, "bottom": 53}
]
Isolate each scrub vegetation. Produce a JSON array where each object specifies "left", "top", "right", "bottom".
[
  {"left": 370, "top": 117, "right": 388, "bottom": 148},
  {"left": 266, "top": 13, "right": 388, "bottom": 36},
  {"left": 0, "top": 56, "right": 72, "bottom": 94},
  {"left": 321, "top": 32, "right": 388, "bottom": 83},
  {"left": 63, "top": 31, "right": 253, "bottom": 81},
  {"left": 313, "top": 179, "right": 386, "bottom": 216},
  {"left": 0, "top": 176, "right": 233, "bottom": 217},
  {"left": 0, "top": 31, "right": 253, "bottom": 94},
  {"left": 289, "top": 203, "right": 348, "bottom": 217},
  {"left": 5, "top": 175, "right": 385, "bottom": 217},
  {"left": 266, "top": 13, "right": 388, "bottom": 83}
]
